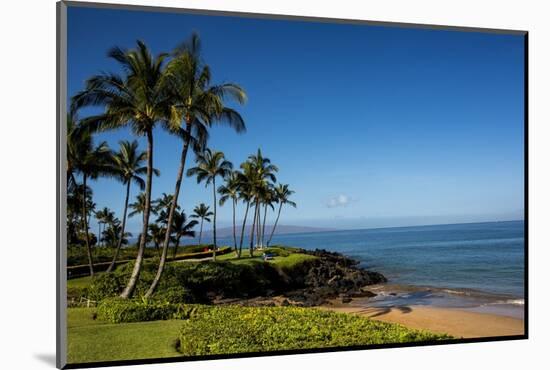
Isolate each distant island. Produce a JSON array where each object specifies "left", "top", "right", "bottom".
[{"left": 201, "top": 225, "right": 336, "bottom": 238}]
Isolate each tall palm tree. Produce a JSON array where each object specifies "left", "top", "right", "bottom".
[
  {"left": 94, "top": 207, "right": 110, "bottom": 247},
  {"left": 266, "top": 184, "right": 297, "bottom": 247},
  {"left": 187, "top": 149, "right": 233, "bottom": 261},
  {"left": 260, "top": 185, "right": 276, "bottom": 248},
  {"left": 171, "top": 211, "right": 199, "bottom": 259},
  {"left": 236, "top": 170, "right": 253, "bottom": 259},
  {"left": 71, "top": 40, "right": 173, "bottom": 298},
  {"left": 218, "top": 171, "right": 241, "bottom": 253},
  {"left": 67, "top": 117, "right": 112, "bottom": 276},
  {"left": 190, "top": 203, "right": 213, "bottom": 245},
  {"left": 145, "top": 33, "right": 246, "bottom": 297},
  {"left": 243, "top": 149, "right": 278, "bottom": 256},
  {"left": 106, "top": 140, "right": 158, "bottom": 273}
]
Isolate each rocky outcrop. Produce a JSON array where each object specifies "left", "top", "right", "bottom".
[{"left": 279, "top": 249, "right": 387, "bottom": 306}]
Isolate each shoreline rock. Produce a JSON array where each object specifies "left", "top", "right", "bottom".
[{"left": 218, "top": 248, "right": 387, "bottom": 307}]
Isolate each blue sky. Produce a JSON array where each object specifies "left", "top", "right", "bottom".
[{"left": 67, "top": 6, "right": 525, "bottom": 234}]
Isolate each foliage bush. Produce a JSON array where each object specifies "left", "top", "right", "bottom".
[
  {"left": 178, "top": 306, "right": 452, "bottom": 355},
  {"left": 96, "top": 298, "right": 208, "bottom": 323},
  {"left": 80, "top": 258, "right": 289, "bottom": 303}
]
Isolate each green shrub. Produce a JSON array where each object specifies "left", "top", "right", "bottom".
[
  {"left": 87, "top": 273, "right": 123, "bottom": 301},
  {"left": 178, "top": 306, "right": 452, "bottom": 355},
  {"left": 97, "top": 298, "right": 177, "bottom": 323},
  {"left": 96, "top": 298, "right": 209, "bottom": 323}
]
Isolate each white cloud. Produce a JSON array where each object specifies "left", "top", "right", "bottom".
[{"left": 326, "top": 194, "right": 355, "bottom": 208}]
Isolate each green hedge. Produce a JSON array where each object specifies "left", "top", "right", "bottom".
[
  {"left": 178, "top": 306, "right": 452, "bottom": 355},
  {"left": 96, "top": 298, "right": 208, "bottom": 323}
]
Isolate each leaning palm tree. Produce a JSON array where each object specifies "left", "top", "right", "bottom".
[
  {"left": 67, "top": 117, "right": 112, "bottom": 276},
  {"left": 171, "top": 211, "right": 199, "bottom": 259},
  {"left": 71, "top": 40, "right": 172, "bottom": 298},
  {"left": 106, "top": 140, "right": 159, "bottom": 273},
  {"left": 187, "top": 149, "right": 233, "bottom": 261},
  {"left": 266, "top": 184, "right": 297, "bottom": 247},
  {"left": 218, "top": 171, "right": 241, "bottom": 253},
  {"left": 145, "top": 33, "right": 246, "bottom": 297},
  {"left": 190, "top": 203, "right": 213, "bottom": 244}
]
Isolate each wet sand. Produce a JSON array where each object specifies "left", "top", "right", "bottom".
[{"left": 320, "top": 303, "right": 525, "bottom": 338}]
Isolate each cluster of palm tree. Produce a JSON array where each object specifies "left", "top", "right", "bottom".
[
  {"left": 185, "top": 147, "right": 297, "bottom": 260},
  {"left": 68, "top": 33, "right": 245, "bottom": 297},
  {"left": 67, "top": 33, "right": 295, "bottom": 299}
]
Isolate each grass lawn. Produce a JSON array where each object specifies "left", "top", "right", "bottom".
[
  {"left": 67, "top": 308, "right": 182, "bottom": 364},
  {"left": 67, "top": 304, "right": 451, "bottom": 363},
  {"left": 216, "top": 246, "right": 317, "bottom": 268}
]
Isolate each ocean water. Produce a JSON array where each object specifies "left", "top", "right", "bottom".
[
  {"left": 271, "top": 221, "right": 524, "bottom": 296},
  {"left": 219, "top": 220, "right": 525, "bottom": 306},
  {"left": 205, "top": 220, "right": 526, "bottom": 317}
]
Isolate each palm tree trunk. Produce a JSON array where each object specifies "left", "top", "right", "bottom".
[
  {"left": 81, "top": 175, "right": 94, "bottom": 277},
  {"left": 98, "top": 222, "right": 101, "bottom": 248},
  {"left": 261, "top": 203, "right": 268, "bottom": 248},
  {"left": 146, "top": 131, "right": 191, "bottom": 297},
  {"left": 198, "top": 219, "right": 204, "bottom": 245},
  {"left": 155, "top": 243, "right": 161, "bottom": 258},
  {"left": 256, "top": 203, "right": 262, "bottom": 248},
  {"left": 107, "top": 181, "right": 131, "bottom": 273},
  {"left": 238, "top": 201, "right": 250, "bottom": 258},
  {"left": 267, "top": 204, "right": 283, "bottom": 247},
  {"left": 232, "top": 198, "right": 237, "bottom": 253},
  {"left": 249, "top": 200, "right": 259, "bottom": 257},
  {"left": 121, "top": 129, "right": 154, "bottom": 299},
  {"left": 212, "top": 177, "right": 218, "bottom": 262},
  {"left": 173, "top": 236, "right": 181, "bottom": 259}
]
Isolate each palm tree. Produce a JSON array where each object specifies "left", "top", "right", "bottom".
[
  {"left": 187, "top": 149, "right": 233, "bottom": 261},
  {"left": 260, "top": 185, "right": 276, "bottom": 248},
  {"left": 145, "top": 33, "right": 246, "bottom": 297},
  {"left": 154, "top": 193, "right": 180, "bottom": 225},
  {"left": 266, "top": 184, "right": 297, "bottom": 247},
  {"left": 67, "top": 117, "right": 112, "bottom": 276},
  {"left": 148, "top": 223, "right": 166, "bottom": 257},
  {"left": 171, "top": 211, "right": 199, "bottom": 259},
  {"left": 94, "top": 207, "right": 110, "bottom": 247},
  {"left": 129, "top": 193, "right": 159, "bottom": 223},
  {"left": 243, "top": 149, "right": 278, "bottom": 256},
  {"left": 71, "top": 40, "right": 172, "bottom": 298},
  {"left": 106, "top": 140, "right": 159, "bottom": 273},
  {"left": 190, "top": 203, "right": 213, "bottom": 245},
  {"left": 218, "top": 172, "right": 241, "bottom": 253},
  {"left": 102, "top": 224, "right": 131, "bottom": 249},
  {"left": 236, "top": 170, "right": 253, "bottom": 259}
]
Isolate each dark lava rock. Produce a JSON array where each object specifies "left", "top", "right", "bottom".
[
  {"left": 353, "top": 289, "right": 377, "bottom": 298},
  {"left": 340, "top": 294, "right": 352, "bottom": 303}
]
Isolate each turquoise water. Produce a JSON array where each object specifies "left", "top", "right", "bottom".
[{"left": 222, "top": 220, "right": 525, "bottom": 300}]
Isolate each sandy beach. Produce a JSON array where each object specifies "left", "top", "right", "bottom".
[{"left": 320, "top": 303, "right": 524, "bottom": 338}]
